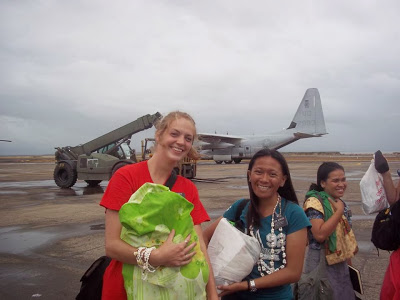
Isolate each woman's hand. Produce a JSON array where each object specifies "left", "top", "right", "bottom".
[
  {"left": 217, "top": 281, "right": 247, "bottom": 297},
  {"left": 328, "top": 197, "right": 344, "bottom": 214},
  {"left": 149, "top": 229, "right": 196, "bottom": 267}
]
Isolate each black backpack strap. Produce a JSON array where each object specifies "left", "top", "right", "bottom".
[
  {"left": 235, "top": 199, "right": 250, "bottom": 221},
  {"left": 164, "top": 169, "right": 177, "bottom": 190},
  {"left": 233, "top": 199, "right": 250, "bottom": 233}
]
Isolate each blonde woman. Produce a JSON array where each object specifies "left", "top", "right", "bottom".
[{"left": 100, "top": 111, "right": 217, "bottom": 299}]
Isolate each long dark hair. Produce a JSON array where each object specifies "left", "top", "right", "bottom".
[
  {"left": 246, "top": 148, "right": 298, "bottom": 230},
  {"left": 307, "top": 162, "right": 345, "bottom": 193}
]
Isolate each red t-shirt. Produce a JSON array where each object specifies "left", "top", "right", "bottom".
[
  {"left": 100, "top": 161, "right": 209, "bottom": 300},
  {"left": 380, "top": 248, "right": 400, "bottom": 300}
]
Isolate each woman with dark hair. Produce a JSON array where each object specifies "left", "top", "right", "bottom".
[
  {"left": 303, "top": 162, "right": 358, "bottom": 300},
  {"left": 204, "top": 148, "right": 310, "bottom": 299}
]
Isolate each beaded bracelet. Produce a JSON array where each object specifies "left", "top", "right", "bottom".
[{"left": 134, "top": 246, "right": 158, "bottom": 279}]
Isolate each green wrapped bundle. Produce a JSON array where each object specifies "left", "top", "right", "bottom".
[{"left": 119, "top": 183, "right": 209, "bottom": 300}]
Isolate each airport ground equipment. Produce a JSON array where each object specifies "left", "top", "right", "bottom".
[
  {"left": 53, "top": 112, "right": 161, "bottom": 188},
  {"left": 141, "top": 138, "right": 197, "bottom": 179}
]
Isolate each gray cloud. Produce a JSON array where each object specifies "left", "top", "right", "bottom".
[{"left": 1, "top": 1, "right": 399, "bottom": 155}]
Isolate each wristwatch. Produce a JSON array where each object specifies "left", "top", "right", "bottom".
[{"left": 249, "top": 279, "right": 257, "bottom": 292}]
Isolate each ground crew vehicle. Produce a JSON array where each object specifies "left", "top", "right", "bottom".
[
  {"left": 53, "top": 112, "right": 161, "bottom": 188},
  {"left": 141, "top": 138, "right": 197, "bottom": 179}
]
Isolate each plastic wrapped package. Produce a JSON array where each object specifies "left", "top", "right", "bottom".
[
  {"left": 360, "top": 159, "right": 388, "bottom": 214},
  {"left": 207, "top": 218, "right": 260, "bottom": 287}
]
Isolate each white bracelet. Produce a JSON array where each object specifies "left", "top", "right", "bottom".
[
  {"left": 134, "top": 247, "right": 146, "bottom": 269},
  {"left": 135, "top": 246, "right": 158, "bottom": 280},
  {"left": 144, "top": 247, "right": 157, "bottom": 273}
]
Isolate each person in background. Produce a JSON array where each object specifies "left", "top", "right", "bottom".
[
  {"left": 203, "top": 148, "right": 311, "bottom": 300},
  {"left": 374, "top": 150, "right": 400, "bottom": 300},
  {"left": 100, "top": 111, "right": 217, "bottom": 300},
  {"left": 374, "top": 150, "right": 400, "bottom": 205},
  {"left": 303, "top": 162, "right": 357, "bottom": 300}
]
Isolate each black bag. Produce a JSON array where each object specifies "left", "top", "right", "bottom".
[
  {"left": 76, "top": 256, "right": 111, "bottom": 300},
  {"left": 371, "top": 201, "right": 400, "bottom": 251},
  {"left": 294, "top": 248, "right": 334, "bottom": 300}
]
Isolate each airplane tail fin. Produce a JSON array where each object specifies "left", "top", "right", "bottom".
[{"left": 287, "top": 88, "right": 327, "bottom": 136}]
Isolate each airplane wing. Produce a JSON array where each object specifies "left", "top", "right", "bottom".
[
  {"left": 197, "top": 133, "right": 243, "bottom": 148},
  {"left": 293, "top": 132, "right": 325, "bottom": 138}
]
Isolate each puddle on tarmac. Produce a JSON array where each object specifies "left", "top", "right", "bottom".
[
  {"left": 0, "top": 190, "right": 27, "bottom": 195},
  {"left": 0, "top": 180, "right": 56, "bottom": 188},
  {"left": 0, "top": 229, "right": 59, "bottom": 254},
  {"left": 0, "top": 180, "right": 106, "bottom": 197},
  {"left": 0, "top": 223, "right": 104, "bottom": 255}
]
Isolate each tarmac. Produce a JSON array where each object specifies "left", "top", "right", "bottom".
[{"left": 0, "top": 153, "right": 399, "bottom": 300}]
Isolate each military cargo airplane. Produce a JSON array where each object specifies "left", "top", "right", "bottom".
[{"left": 196, "top": 88, "right": 327, "bottom": 164}]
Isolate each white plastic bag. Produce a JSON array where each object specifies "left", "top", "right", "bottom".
[
  {"left": 207, "top": 218, "right": 260, "bottom": 287},
  {"left": 360, "top": 159, "right": 388, "bottom": 214}
]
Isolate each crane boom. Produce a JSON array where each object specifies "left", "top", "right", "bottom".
[{"left": 69, "top": 112, "right": 161, "bottom": 156}]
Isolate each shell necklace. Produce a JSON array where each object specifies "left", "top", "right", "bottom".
[{"left": 250, "top": 194, "right": 286, "bottom": 276}]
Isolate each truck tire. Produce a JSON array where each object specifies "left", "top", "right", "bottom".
[
  {"left": 112, "top": 162, "right": 130, "bottom": 176},
  {"left": 54, "top": 163, "right": 77, "bottom": 188},
  {"left": 215, "top": 161, "right": 223, "bottom": 164},
  {"left": 85, "top": 180, "right": 102, "bottom": 187},
  {"left": 224, "top": 160, "right": 233, "bottom": 164},
  {"left": 233, "top": 158, "right": 242, "bottom": 164}
]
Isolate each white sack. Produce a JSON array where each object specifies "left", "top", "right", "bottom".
[
  {"left": 360, "top": 159, "right": 388, "bottom": 214},
  {"left": 207, "top": 218, "right": 260, "bottom": 287}
]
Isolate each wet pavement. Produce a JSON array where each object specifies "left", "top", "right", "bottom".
[{"left": 0, "top": 157, "right": 399, "bottom": 299}]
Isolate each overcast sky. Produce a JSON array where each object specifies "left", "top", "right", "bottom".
[{"left": 1, "top": 1, "right": 399, "bottom": 156}]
